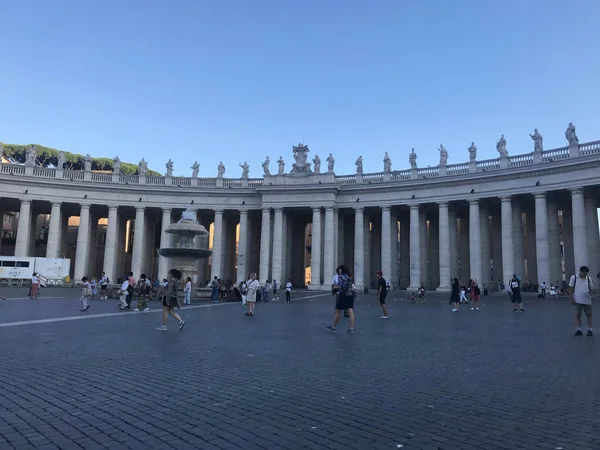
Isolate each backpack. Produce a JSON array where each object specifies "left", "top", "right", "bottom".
[{"left": 572, "top": 275, "right": 591, "bottom": 291}]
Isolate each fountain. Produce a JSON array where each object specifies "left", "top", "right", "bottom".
[{"left": 158, "top": 206, "right": 212, "bottom": 283}]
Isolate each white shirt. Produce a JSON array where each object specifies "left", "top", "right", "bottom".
[
  {"left": 31, "top": 276, "right": 39, "bottom": 285},
  {"left": 286, "top": 281, "right": 292, "bottom": 292},
  {"left": 332, "top": 274, "right": 339, "bottom": 285},
  {"left": 247, "top": 279, "right": 260, "bottom": 301},
  {"left": 120, "top": 280, "right": 129, "bottom": 292},
  {"left": 185, "top": 281, "right": 192, "bottom": 292},
  {"left": 569, "top": 274, "right": 594, "bottom": 305}
]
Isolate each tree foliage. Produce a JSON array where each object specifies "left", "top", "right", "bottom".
[{"left": 0, "top": 143, "right": 161, "bottom": 176}]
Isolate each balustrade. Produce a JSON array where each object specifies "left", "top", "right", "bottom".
[
  {"left": 446, "top": 163, "right": 469, "bottom": 176},
  {"left": 91, "top": 172, "right": 112, "bottom": 182},
  {"left": 542, "top": 146, "right": 569, "bottom": 162},
  {"left": 508, "top": 154, "right": 534, "bottom": 167},
  {"left": 580, "top": 140, "right": 600, "bottom": 156},
  {"left": 146, "top": 176, "right": 164, "bottom": 185},
  {"left": 476, "top": 159, "right": 501, "bottom": 172},
  {"left": 119, "top": 174, "right": 139, "bottom": 184}
]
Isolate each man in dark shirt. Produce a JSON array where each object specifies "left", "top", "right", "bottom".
[{"left": 376, "top": 270, "right": 389, "bottom": 319}]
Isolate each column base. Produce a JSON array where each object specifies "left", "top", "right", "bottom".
[
  {"left": 436, "top": 285, "right": 451, "bottom": 292},
  {"left": 307, "top": 284, "right": 323, "bottom": 291}
]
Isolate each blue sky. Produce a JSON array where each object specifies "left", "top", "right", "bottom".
[{"left": 1, "top": 0, "right": 599, "bottom": 177}]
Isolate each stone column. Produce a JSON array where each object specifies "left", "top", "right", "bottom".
[
  {"left": 211, "top": 209, "right": 224, "bottom": 280},
  {"left": 272, "top": 208, "right": 284, "bottom": 286},
  {"left": 500, "top": 196, "right": 514, "bottom": 285},
  {"left": 102, "top": 206, "right": 119, "bottom": 281},
  {"left": 535, "top": 193, "right": 550, "bottom": 286},
  {"left": 335, "top": 209, "right": 341, "bottom": 266},
  {"left": 259, "top": 208, "right": 271, "bottom": 283},
  {"left": 438, "top": 202, "right": 451, "bottom": 290},
  {"left": 73, "top": 204, "right": 91, "bottom": 280},
  {"left": 14, "top": 200, "right": 32, "bottom": 257},
  {"left": 45, "top": 202, "right": 62, "bottom": 258},
  {"left": 459, "top": 216, "right": 470, "bottom": 281},
  {"left": 390, "top": 212, "right": 398, "bottom": 289},
  {"left": 236, "top": 210, "right": 249, "bottom": 283},
  {"left": 449, "top": 208, "right": 458, "bottom": 280},
  {"left": 419, "top": 209, "right": 428, "bottom": 288},
  {"left": 525, "top": 211, "right": 538, "bottom": 280},
  {"left": 512, "top": 200, "right": 525, "bottom": 278},
  {"left": 157, "top": 208, "right": 172, "bottom": 281},
  {"left": 380, "top": 206, "right": 392, "bottom": 286},
  {"left": 571, "top": 188, "right": 588, "bottom": 270},
  {"left": 364, "top": 215, "right": 372, "bottom": 288},
  {"left": 130, "top": 206, "right": 146, "bottom": 277},
  {"left": 469, "top": 199, "right": 482, "bottom": 284},
  {"left": 546, "top": 199, "right": 561, "bottom": 283},
  {"left": 310, "top": 207, "right": 322, "bottom": 289},
  {"left": 585, "top": 195, "right": 600, "bottom": 276},
  {"left": 408, "top": 205, "right": 421, "bottom": 289},
  {"left": 353, "top": 208, "right": 365, "bottom": 288},
  {"left": 562, "top": 208, "right": 575, "bottom": 279},
  {"left": 323, "top": 207, "right": 335, "bottom": 286},
  {"left": 399, "top": 217, "right": 410, "bottom": 288},
  {"left": 479, "top": 203, "right": 491, "bottom": 285}
]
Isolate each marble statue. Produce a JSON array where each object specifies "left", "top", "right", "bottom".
[
  {"left": 383, "top": 152, "right": 392, "bottom": 172},
  {"left": 565, "top": 122, "right": 579, "bottom": 146},
  {"left": 530, "top": 129, "right": 543, "bottom": 153},
  {"left": 355, "top": 156, "right": 363, "bottom": 174},
  {"left": 83, "top": 154, "right": 92, "bottom": 172},
  {"left": 0, "top": 143, "right": 3, "bottom": 162},
  {"left": 217, "top": 161, "right": 225, "bottom": 177},
  {"left": 439, "top": 145, "right": 448, "bottom": 166},
  {"left": 496, "top": 135, "right": 508, "bottom": 156},
  {"left": 409, "top": 148, "right": 417, "bottom": 169},
  {"left": 191, "top": 161, "right": 200, "bottom": 177},
  {"left": 112, "top": 156, "right": 121, "bottom": 174},
  {"left": 239, "top": 161, "right": 249, "bottom": 178},
  {"left": 291, "top": 143, "right": 311, "bottom": 173},
  {"left": 180, "top": 205, "right": 197, "bottom": 222},
  {"left": 468, "top": 142, "right": 477, "bottom": 162},
  {"left": 57, "top": 151, "right": 66, "bottom": 170},
  {"left": 262, "top": 157, "right": 270, "bottom": 175},
  {"left": 312, "top": 155, "right": 321, "bottom": 174},
  {"left": 326, "top": 153, "right": 335, "bottom": 173},
  {"left": 25, "top": 145, "right": 37, "bottom": 167},
  {"left": 277, "top": 156, "right": 285, "bottom": 175},
  {"left": 166, "top": 159, "right": 174, "bottom": 177},
  {"left": 138, "top": 158, "right": 148, "bottom": 175}
]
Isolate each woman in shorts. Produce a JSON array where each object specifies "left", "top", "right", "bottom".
[
  {"left": 156, "top": 269, "right": 185, "bottom": 331},
  {"left": 327, "top": 265, "right": 356, "bottom": 334}
]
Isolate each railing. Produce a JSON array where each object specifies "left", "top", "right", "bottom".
[
  {"left": 248, "top": 179, "right": 264, "bottom": 187},
  {"left": 446, "top": 162, "right": 469, "bottom": 176},
  {"left": 335, "top": 175, "right": 357, "bottom": 184},
  {"left": 417, "top": 167, "right": 440, "bottom": 178},
  {"left": 0, "top": 164, "right": 25, "bottom": 175},
  {"left": 91, "top": 172, "right": 112, "bottom": 182},
  {"left": 197, "top": 178, "right": 217, "bottom": 187},
  {"left": 64, "top": 170, "right": 84, "bottom": 180},
  {"left": 508, "top": 154, "right": 534, "bottom": 167},
  {"left": 362, "top": 173, "right": 385, "bottom": 182},
  {"left": 33, "top": 167, "right": 56, "bottom": 178},
  {"left": 146, "top": 176, "right": 163, "bottom": 185},
  {"left": 391, "top": 170, "right": 411, "bottom": 181},
  {"left": 172, "top": 177, "right": 191, "bottom": 186},
  {"left": 542, "top": 146, "right": 569, "bottom": 162},
  {"left": 580, "top": 140, "right": 600, "bottom": 156},
  {"left": 119, "top": 174, "right": 138, "bottom": 184},
  {"left": 223, "top": 179, "right": 242, "bottom": 187},
  {"left": 476, "top": 158, "right": 501, "bottom": 172}
]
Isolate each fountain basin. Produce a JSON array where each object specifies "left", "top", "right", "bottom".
[{"left": 158, "top": 248, "right": 212, "bottom": 259}]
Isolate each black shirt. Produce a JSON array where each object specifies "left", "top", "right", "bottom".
[{"left": 378, "top": 277, "right": 387, "bottom": 295}]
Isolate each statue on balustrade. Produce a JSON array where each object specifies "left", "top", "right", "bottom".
[
  {"left": 530, "top": 129, "right": 543, "bottom": 153},
  {"left": 326, "top": 153, "right": 335, "bottom": 173},
  {"left": 496, "top": 134, "right": 508, "bottom": 157},
  {"left": 291, "top": 143, "right": 311, "bottom": 173},
  {"left": 565, "top": 122, "right": 579, "bottom": 146},
  {"left": 262, "top": 157, "right": 270, "bottom": 175},
  {"left": 138, "top": 158, "right": 148, "bottom": 175},
  {"left": 25, "top": 145, "right": 37, "bottom": 167},
  {"left": 191, "top": 161, "right": 200, "bottom": 177},
  {"left": 57, "top": 152, "right": 66, "bottom": 170},
  {"left": 239, "top": 161, "right": 249, "bottom": 178},
  {"left": 468, "top": 142, "right": 477, "bottom": 162},
  {"left": 355, "top": 156, "right": 363, "bottom": 174},
  {"left": 217, "top": 161, "right": 225, "bottom": 177},
  {"left": 277, "top": 156, "right": 285, "bottom": 175},
  {"left": 166, "top": 159, "right": 174, "bottom": 177},
  {"left": 383, "top": 152, "right": 392, "bottom": 172},
  {"left": 438, "top": 145, "right": 448, "bottom": 166},
  {"left": 83, "top": 154, "right": 92, "bottom": 172},
  {"left": 313, "top": 155, "right": 321, "bottom": 173},
  {"left": 409, "top": 148, "right": 417, "bottom": 169},
  {"left": 112, "top": 156, "right": 121, "bottom": 174},
  {"left": 0, "top": 143, "right": 3, "bottom": 162}
]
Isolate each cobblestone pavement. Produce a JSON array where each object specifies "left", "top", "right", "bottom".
[{"left": 0, "top": 288, "right": 598, "bottom": 450}]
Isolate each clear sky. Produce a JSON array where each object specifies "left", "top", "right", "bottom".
[{"left": 1, "top": 0, "right": 599, "bottom": 177}]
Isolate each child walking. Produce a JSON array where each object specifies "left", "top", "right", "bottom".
[
  {"left": 90, "top": 278, "right": 98, "bottom": 299},
  {"left": 80, "top": 277, "right": 92, "bottom": 311},
  {"left": 156, "top": 269, "right": 185, "bottom": 331}
]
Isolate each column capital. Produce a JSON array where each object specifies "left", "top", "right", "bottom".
[
  {"left": 468, "top": 199, "right": 480, "bottom": 206},
  {"left": 135, "top": 206, "right": 145, "bottom": 212},
  {"left": 534, "top": 193, "right": 546, "bottom": 200},
  {"left": 500, "top": 196, "right": 512, "bottom": 203},
  {"left": 381, "top": 206, "right": 391, "bottom": 212},
  {"left": 214, "top": 208, "right": 224, "bottom": 214},
  {"left": 161, "top": 207, "right": 171, "bottom": 214},
  {"left": 20, "top": 199, "right": 31, "bottom": 205},
  {"left": 239, "top": 209, "right": 249, "bottom": 215},
  {"left": 324, "top": 206, "right": 335, "bottom": 212},
  {"left": 437, "top": 201, "right": 448, "bottom": 208},
  {"left": 570, "top": 188, "right": 584, "bottom": 195},
  {"left": 409, "top": 204, "right": 419, "bottom": 211},
  {"left": 354, "top": 206, "right": 364, "bottom": 213},
  {"left": 80, "top": 203, "right": 91, "bottom": 210},
  {"left": 51, "top": 202, "right": 62, "bottom": 208}
]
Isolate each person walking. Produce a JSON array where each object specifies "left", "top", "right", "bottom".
[
  {"left": 183, "top": 277, "right": 192, "bottom": 306},
  {"left": 272, "top": 280, "right": 279, "bottom": 301},
  {"left": 125, "top": 271, "right": 136, "bottom": 308},
  {"left": 157, "top": 269, "right": 185, "bottom": 331},
  {"left": 540, "top": 281, "right": 547, "bottom": 298},
  {"left": 211, "top": 276, "right": 219, "bottom": 303},
  {"left": 285, "top": 279, "right": 292, "bottom": 303},
  {"left": 459, "top": 283, "right": 469, "bottom": 304},
  {"left": 135, "top": 274, "right": 151, "bottom": 311},
  {"left": 245, "top": 273, "right": 259, "bottom": 316},
  {"left": 470, "top": 279, "right": 481, "bottom": 310},
  {"left": 80, "top": 277, "right": 91, "bottom": 311},
  {"left": 376, "top": 270, "right": 389, "bottom": 319},
  {"left": 509, "top": 274, "right": 524, "bottom": 312},
  {"left": 99, "top": 272, "right": 109, "bottom": 299},
  {"left": 450, "top": 277, "right": 460, "bottom": 312},
  {"left": 327, "top": 265, "right": 356, "bottom": 334},
  {"left": 118, "top": 278, "right": 129, "bottom": 310},
  {"left": 30, "top": 273, "right": 40, "bottom": 299},
  {"left": 569, "top": 266, "right": 594, "bottom": 336}
]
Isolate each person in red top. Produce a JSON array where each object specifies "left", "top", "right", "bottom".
[{"left": 470, "top": 279, "right": 481, "bottom": 310}]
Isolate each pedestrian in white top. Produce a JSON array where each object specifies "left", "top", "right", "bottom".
[
  {"left": 245, "top": 273, "right": 259, "bottom": 316},
  {"left": 285, "top": 279, "right": 292, "bottom": 303},
  {"left": 569, "top": 266, "right": 594, "bottom": 336},
  {"left": 118, "top": 279, "right": 129, "bottom": 310},
  {"left": 183, "top": 277, "right": 192, "bottom": 305}
]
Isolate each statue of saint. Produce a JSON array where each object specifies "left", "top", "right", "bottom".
[
  {"left": 438, "top": 145, "right": 448, "bottom": 166},
  {"left": 191, "top": 161, "right": 200, "bottom": 177},
  {"left": 25, "top": 145, "right": 37, "bottom": 167},
  {"left": 83, "top": 154, "right": 92, "bottom": 172},
  {"left": 262, "top": 156, "right": 271, "bottom": 175},
  {"left": 138, "top": 158, "right": 148, "bottom": 175},
  {"left": 180, "top": 205, "right": 197, "bottom": 222},
  {"left": 312, "top": 155, "right": 321, "bottom": 173},
  {"left": 468, "top": 142, "right": 477, "bottom": 162},
  {"left": 326, "top": 153, "right": 335, "bottom": 173},
  {"left": 217, "top": 161, "right": 225, "bottom": 177},
  {"left": 57, "top": 151, "right": 66, "bottom": 170},
  {"left": 409, "top": 148, "right": 417, "bottom": 169},
  {"left": 112, "top": 156, "right": 121, "bottom": 174},
  {"left": 529, "top": 129, "right": 543, "bottom": 153},
  {"left": 239, "top": 161, "right": 249, "bottom": 178},
  {"left": 496, "top": 134, "right": 508, "bottom": 156},
  {"left": 291, "top": 143, "right": 311, "bottom": 173},
  {"left": 277, "top": 156, "right": 285, "bottom": 175},
  {"left": 355, "top": 156, "right": 363, "bottom": 174},
  {"left": 383, "top": 152, "right": 392, "bottom": 172},
  {"left": 165, "top": 159, "right": 174, "bottom": 177},
  {"left": 565, "top": 122, "right": 579, "bottom": 146}
]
